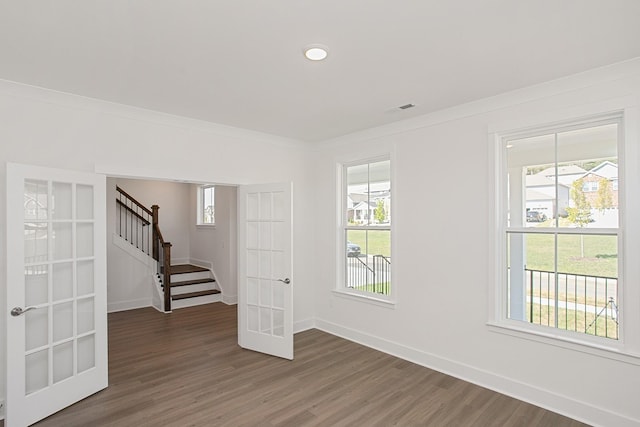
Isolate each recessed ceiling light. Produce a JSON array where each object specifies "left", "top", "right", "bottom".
[{"left": 303, "top": 45, "right": 328, "bottom": 61}]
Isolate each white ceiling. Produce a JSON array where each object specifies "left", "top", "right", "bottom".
[{"left": 1, "top": 1, "right": 639, "bottom": 142}]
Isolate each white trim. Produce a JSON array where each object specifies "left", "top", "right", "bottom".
[
  {"left": 337, "top": 155, "right": 394, "bottom": 302},
  {"left": 221, "top": 294, "right": 238, "bottom": 305},
  {"left": 188, "top": 258, "right": 213, "bottom": 270},
  {"left": 506, "top": 227, "right": 618, "bottom": 235},
  {"left": 196, "top": 184, "right": 216, "bottom": 226},
  {"left": 315, "top": 319, "right": 640, "bottom": 427},
  {"left": 488, "top": 103, "right": 640, "bottom": 357},
  {"left": 332, "top": 289, "right": 396, "bottom": 308},
  {"left": 195, "top": 224, "right": 216, "bottom": 230},
  {"left": 107, "top": 298, "right": 151, "bottom": 313},
  {"left": 487, "top": 322, "right": 640, "bottom": 365},
  {"left": 171, "top": 257, "right": 190, "bottom": 266},
  {"left": 294, "top": 318, "right": 315, "bottom": 334}
]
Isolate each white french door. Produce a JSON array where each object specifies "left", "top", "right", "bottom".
[
  {"left": 6, "top": 163, "right": 107, "bottom": 427},
  {"left": 238, "top": 183, "right": 293, "bottom": 360}
]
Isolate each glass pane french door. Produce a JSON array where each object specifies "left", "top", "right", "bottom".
[
  {"left": 7, "top": 163, "right": 107, "bottom": 427},
  {"left": 238, "top": 183, "right": 293, "bottom": 360}
]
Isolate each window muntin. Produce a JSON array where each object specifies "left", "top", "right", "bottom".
[
  {"left": 343, "top": 159, "right": 391, "bottom": 297},
  {"left": 197, "top": 185, "right": 215, "bottom": 226},
  {"left": 504, "top": 119, "right": 620, "bottom": 340}
]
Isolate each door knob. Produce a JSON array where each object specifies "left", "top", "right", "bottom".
[
  {"left": 11, "top": 306, "right": 36, "bottom": 317},
  {"left": 277, "top": 278, "right": 291, "bottom": 284}
]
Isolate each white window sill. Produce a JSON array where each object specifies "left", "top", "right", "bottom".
[
  {"left": 332, "top": 289, "right": 396, "bottom": 309},
  {"left": 196, "top": 224, "right": 216, "bottom": 230},
  {"left": 487, "top": 321, "right": 640, "bottom": 366}
]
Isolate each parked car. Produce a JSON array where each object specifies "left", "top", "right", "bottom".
[
  {"left": 347, "top": 241, "right": 361, "bottom": 257},
  {"left": 526, "top": 211, "right": 547, "bottom": 222}
]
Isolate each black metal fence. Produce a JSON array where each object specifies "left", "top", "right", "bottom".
[
  {"left": 346, "top": 254, "right": 391, "bottom": 295},
  {"left": 524, "top": 268, "right": 618, "bottom": 339}
]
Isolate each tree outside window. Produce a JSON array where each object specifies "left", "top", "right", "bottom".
[{"left": 198, "top": 185, "right": 215, "bottom": 225}]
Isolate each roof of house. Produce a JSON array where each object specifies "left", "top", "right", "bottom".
[
  {"left": 526, "top": 188, "right": 555, "bottom": 202},
  {"left": 537, "top": 165, "right": 587, "bottom": 177},
  {"left": 587, "top": 161, "right": 618, "bottom": 180},
  {"left": 525, "top": 174, "right": 569, "bottom": 188}
]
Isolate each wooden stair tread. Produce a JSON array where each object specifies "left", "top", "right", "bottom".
[
  {"left": 170, "top": 278, "right": 216, "bottom": 287},
  {"left": 170, "top": 264, "right": 209, "bottom": 274},
  {"left": 172, "top": 289, "right": 221, "bottom": 300}
]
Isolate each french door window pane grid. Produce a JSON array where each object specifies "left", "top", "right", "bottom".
[{"left": 22, "top": 179, "right": 96, "bottom": 395}]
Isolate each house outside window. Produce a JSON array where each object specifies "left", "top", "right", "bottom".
[
  {"left": 197, "top": 185, "right": 215, "bottom": 226},
  {"left": 343, "top": 158, "right": 391, "bottom": 297},
  {"left": 500, "top": 116, "right": 622, "bottom": 341},
  {"left": 582, "top": 181, "right": 599, "bottom": 192}
]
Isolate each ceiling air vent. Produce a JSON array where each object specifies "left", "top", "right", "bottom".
[{"left": 398, "top": 103, "right": 415, "bottom": 110}]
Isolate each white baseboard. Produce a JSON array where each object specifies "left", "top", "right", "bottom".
[
  {"left": 172, "top": 257, "right": 190, "bottom": 266},
  {"left": 294, "top": 318, "right": 315, "bottom": 334},
  {"left": 314, "top": 318, "right": 638, "bottom": 427},
  {"left": 222, "top": 294, "right": 238, "bottom": 305},
  {"left": 189, "top": 258, "right": 213, "bottom": 270},
  {"left": 107, "top": 298, "right": 151, "bottom": 313}
]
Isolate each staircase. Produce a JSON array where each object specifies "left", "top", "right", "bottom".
[
  {"left": 161, "top": 264, "right": 221, "bottom": 309},
  {"left": 116, "top": 185, "right": 223, "bottom": 312}
]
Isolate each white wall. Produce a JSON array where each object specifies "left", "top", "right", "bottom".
[
  {"left": 312, "top": 59, "right": 640, "bottom": 427},
  {"left": 189, "top": 184, "right": 238, "bottom": 303},
  {"left": 0, "top": 80, "right": 317, "bottom": 409}
]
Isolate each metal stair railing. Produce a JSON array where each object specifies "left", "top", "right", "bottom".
[{"left": 116, "top": 186, "right": 172, "bottom": 311}]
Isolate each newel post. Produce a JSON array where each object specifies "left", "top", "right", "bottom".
[
  {"left": 163, "top": 242, "right": 172, "bottom": 312},
  {"left": 152, "top": 205, "right": 159, "bottom": 260}
]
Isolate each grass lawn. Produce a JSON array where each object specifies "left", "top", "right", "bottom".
[
  {"left": 351, "top": 282, "right": 390, "bottom": 295},
  {"left": 526, "top": 304, "right": 618, "bottom": 339},
  {"left": 347, "top": 229, "right": 390, "bottom": 257},
  {"left": 521, "top": 230, "right": 617, "bottom": 278}
]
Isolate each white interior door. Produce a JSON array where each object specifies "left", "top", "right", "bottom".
[
  {"left": 6, "top": 163, "right": 107, "bottom": 427},
  {"left": 238, "top": 183, "right": 293, "bottom": 360}
]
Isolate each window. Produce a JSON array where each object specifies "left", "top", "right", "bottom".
[
  {"left": 500, "top": 117, "right": 621, "bottom": 341},
  {"left": 582, "top": 181, "right": 599, "bottom": 192},
  {"left": 197, "top": 185, "right": 215, "bottom": 226},
  {"left": 343, "top": 159, "right": 391, "bottom": 297}
]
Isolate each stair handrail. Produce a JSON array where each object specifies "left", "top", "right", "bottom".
[
  {"left": 116, "top": 186, "right": 153, "bottom": 255},
  {"left": 115, "top": 186, "right": 172, "bottom": 312},
  {"left": 116, "top": 186, "right": 153, "bottom": 216},
  {"left": 153, "top": 220, "right": 172, "bottom": 312}
]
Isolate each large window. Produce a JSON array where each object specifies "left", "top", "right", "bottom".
[
  {"left": 197, "top": 185, "right": 215, "bottom": 226},
  {"left": 343, "top": 159, "right": 391, "bottom": 297},
  {"left": 501, "top": 117, "right": 621, "bottom": 340}
]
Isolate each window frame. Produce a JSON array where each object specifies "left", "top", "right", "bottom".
[
  {"left": 489, "top": 108, "right": 640, "bottom": 363},
  {"left": 335, "top": 155, "right": 395, "bottom": 305},
  {"left": 196, "top": 184, "right": 215, "bottom": 227}
]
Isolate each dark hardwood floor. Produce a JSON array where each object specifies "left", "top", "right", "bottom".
[{"left": 28, "top": 303, "right": 587, "bottom": 426}]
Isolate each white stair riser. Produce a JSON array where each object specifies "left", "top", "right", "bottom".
[
  {"left": 170, "top": 271, "right": 211, "bottom": 282},
  {"left": 171, "top": 293, "right": 222, "bottom": 309},
  {"left": 171, "top": 282, "right": 218, "bottom": 295}
]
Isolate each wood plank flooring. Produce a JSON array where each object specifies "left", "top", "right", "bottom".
[{"left": 29, "top": 303, "right": 588, "bottom": 427}]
